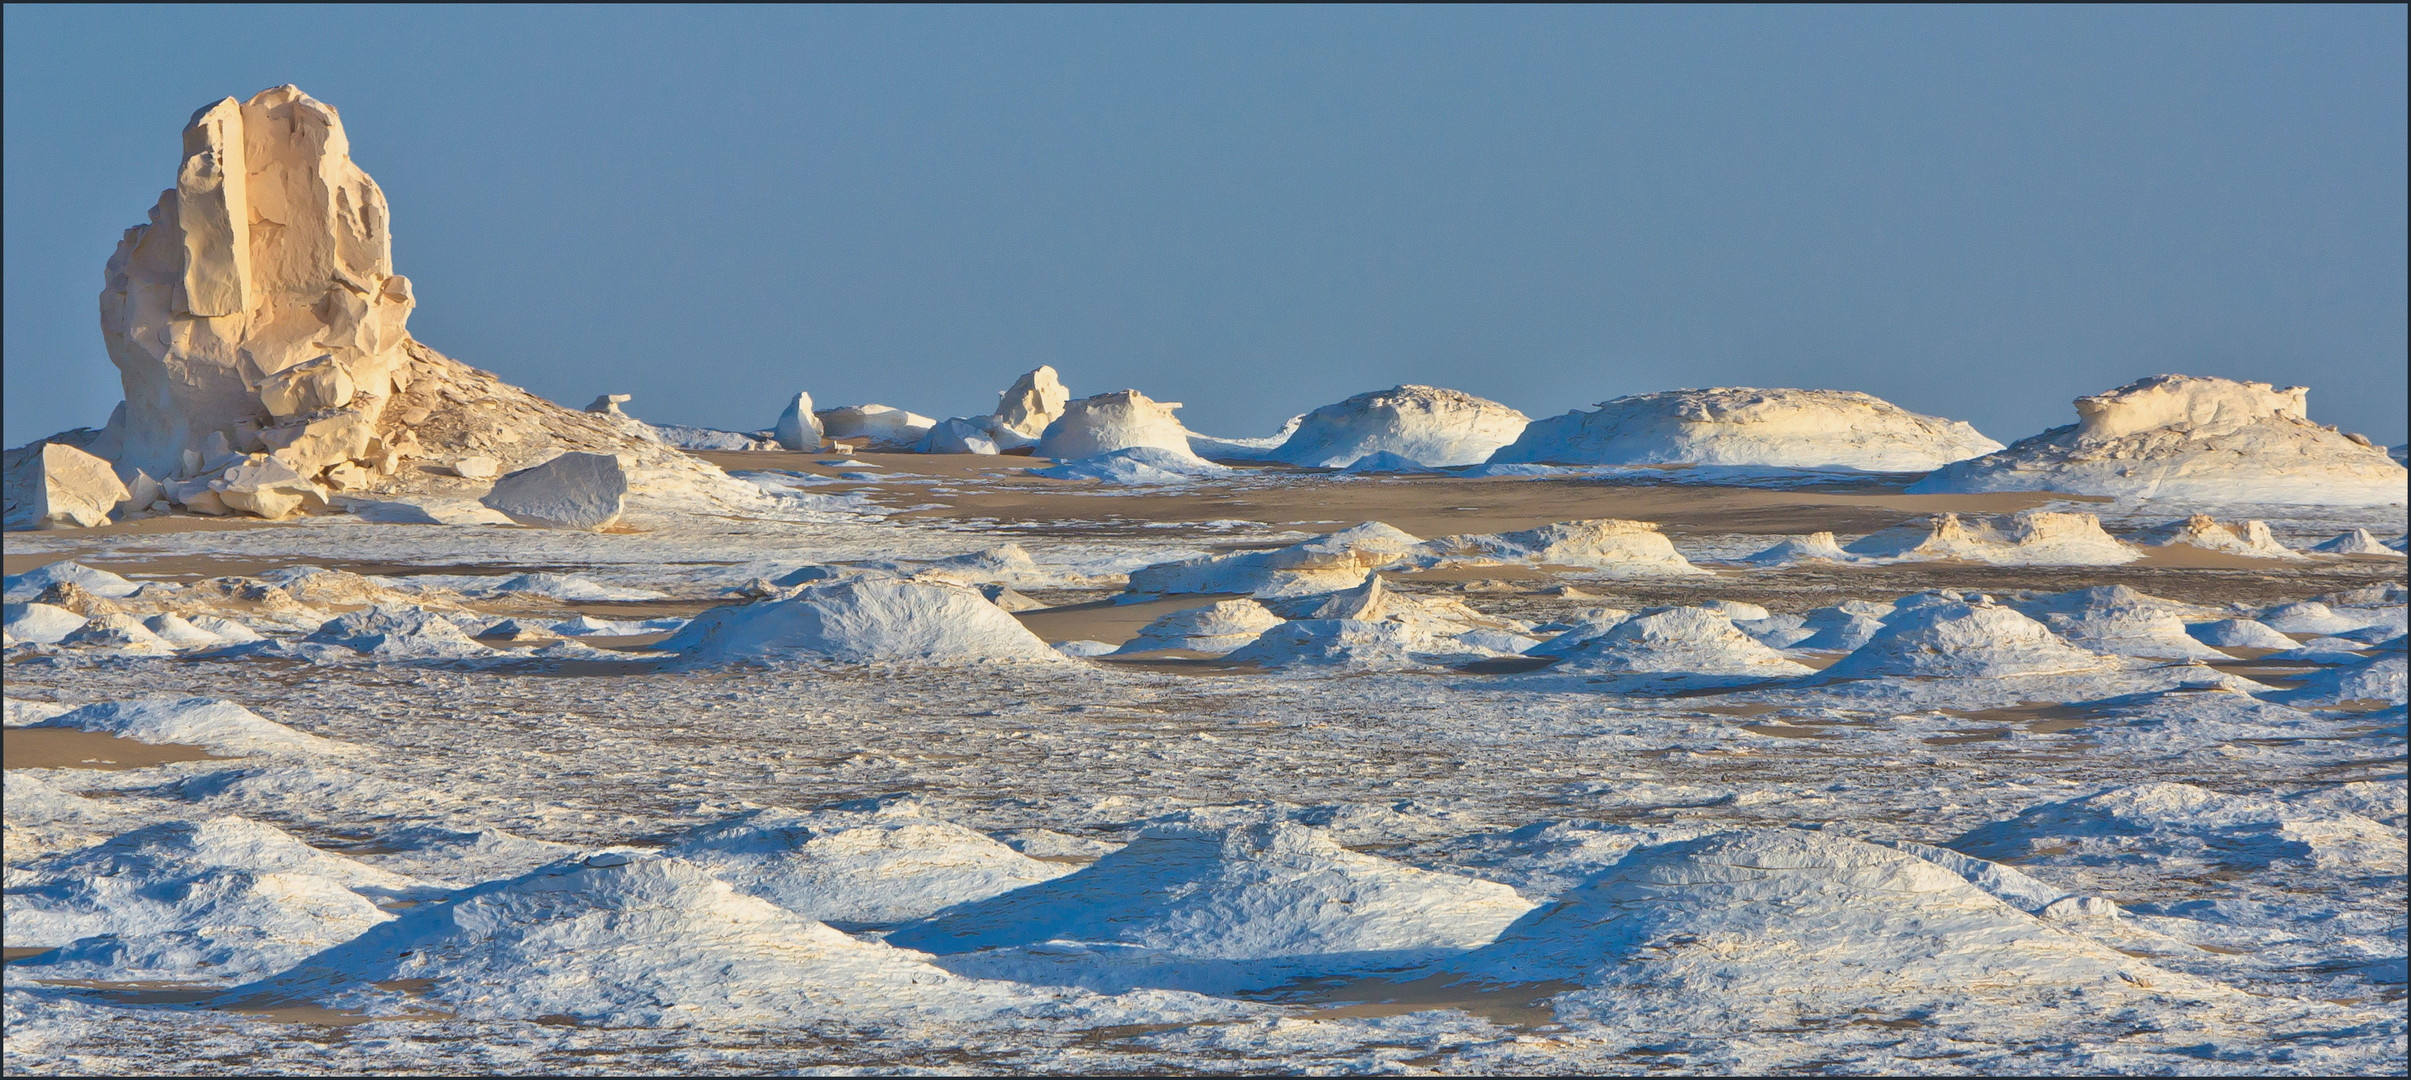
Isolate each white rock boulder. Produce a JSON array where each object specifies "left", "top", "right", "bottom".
[
  {"left": 478, "top": 452, "right": 627, "bottom": 530},
  {"left": 4, "top": 443, "right": 130, "bottom": 529},
  {"left": 1909, "top": 375, "right": 2407, "bottom": 505},
  {"left": 1491, "top": 387, "right": 2001, "bottom": 471},
  {"left": 1268, "top": 385, "right": 1528, "bottom": 468}
]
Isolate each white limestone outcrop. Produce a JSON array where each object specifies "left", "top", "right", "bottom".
[
  {"left": 33, "top": 84, "right": 777, "bottom": 527},
  {"left": 773, "top": 392, "right": 823, "bottom": 452},
  {"left": 820, "top": 405, "right": 936, "bottom": 448},
  {"left": 479, "top": 452, "right": 629, "bottom": 530},
  {"left": 101, "top": 87, "right": 416, "bottom": 486},
  {"left": 3, "top": 444, "right": 130, "bottom": 529},
  {"left": 1491, "top": 387, "right": 2001, "bottom": 471},
  {"left": 1909, "top": 375, "right": 2407, "bottom": 505},
  {"left": 991, "top": 366, "right": 1070, "bottom": 440},
  {"left": 1844, "top": 511, "right": 2139, "bottom": 566},
  {"left": 2138, "top": 515, "right": 2303, "bottom": 560},
  {"left": 1034, "top": 390, "right": 1200, "bottom": 462},
  {"left": 1268, "top": 385, "right": 1528, "bottom": 468}
]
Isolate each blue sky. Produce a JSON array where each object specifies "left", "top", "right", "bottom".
[{"left": 6, "top": 5, "right": 2404, "bottom": 446}]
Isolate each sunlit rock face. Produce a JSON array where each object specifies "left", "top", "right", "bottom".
[
  {"left": 101, "top": 85, "right": 415, "bottom": 483},
  {"left": 1912, "top": 374, "right": 2408, "bottom": 506}
]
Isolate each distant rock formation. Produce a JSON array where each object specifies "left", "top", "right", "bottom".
[
  {"left": 991, "top": 366, "right": 1070, "bottom": 440},
  {"left": 1910, "top": 375, "right": 2406, "bottom": 505},
  {"left": 1034, "top": 390, "right": 1199, "bottom": 462},
  {"left": 1269, "top": 385, "right": 1528, "bottom": 468},
  {"left": 1490, "top": 387, "right": 2001, "bottom": 471},
  {"left": 3, "top": 85, "right": 765, "bottom": 527}
]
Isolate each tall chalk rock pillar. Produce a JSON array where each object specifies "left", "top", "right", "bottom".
[{"left": 101, "top": 85, "right": 416, "bottom": 481}]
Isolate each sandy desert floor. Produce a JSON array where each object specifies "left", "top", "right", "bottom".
[{"left": 3, "top": 459, "right": 2405, "bottom": 1074}]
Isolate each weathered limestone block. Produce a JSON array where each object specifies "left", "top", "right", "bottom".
[
  {"left": 479, "top": 452, "right": 628, "bottom": 530},
  {"left": 214, "top": 455, "right": 327, "bottom": 519},
  {"left": 993, "top": 366, "right": 1070, "bottom": 438},
  {"left": 9, "top": 445, "right": 132, "bottom": 529},
  {"left": 257, "top": 355, "right": 355, "bottom": 418},
  {"left": 257, "top": 409, "right": 378, "bottom": 477},
  {"left": 450, "top": 456, "right": 498, "bottom": 480},
  {"left": 115, "top": 467, "right": 165, "bottom": 517},
  {"left": 774, "top": 392, "right": 823, "bottom": 451}
]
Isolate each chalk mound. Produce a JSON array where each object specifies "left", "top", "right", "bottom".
[
  {"left": 1424, "top": 519, "right": 1705, "bottom": 576},
  {"left": 662, "top": 578, "right": 1064, "bottom": 665},
  {"left": 1740, "top": 531, "right": 1857, "bottom": 566},
  {"left": 1034, "top": 390, "right": 1200, "bottom": 462},
  {"left": 1542, "top": 607, "right": 1815, "bottom": 688},
  {"left": 347, "top": 824, "right": 578, "bottom": 890},
  {"left": 1115, "top": 599, "right": 1284, "bottom": 655},
  {"left": 1129, "top": 522, "right": 1426, "bottom": 598},
  {"left": 1844, "top": 510, "right": 2138, "bottom": 566},
  {"left": 2, "top": 773, "right": 126, "bottom": 862},
  {"left": 1490, "top": 387, "right": 2000, "bottom": 471},
  {"left": 1267, "top": 385, "right": 1528, "bottom": 468},
  {"left": 1952, "top": 782, "right": 2406, "bottom": 876},
  {"left": 29, "top": 697, "right": 336, "bottom": 755},
  {"left": 2256, "top": 600, "right": 2405, "bottom": 637},
  {"left": 1823, "top": 602, "right": 2118, "bottom": 679},
  {"left": 1785, "top": 600, "right": 1893, "bottom": 651},
  {"left": 2139, "top": 515, "right": 2303, "bottom": 560},
  {"left": 1029, "top": 446, "right": 1233, "bottom": 485},
  {"left": 2276, "top": 654, "right": 2407, "bottom": 707},
  {"left": 1909, "top": 375, "right": 2407, "bottom": 505},
  {"left": 1461, "top": 830, "right": 2190, "bottom": 1024},
  {"left": 662, "top": 803, "right": 1074, "bottom": 924},
  {"left": 306, "top": 605, "right": 492, "bottom": 659},
  {"left": 4, "top": 816, "right": 415, "bottom": 982},
  {"left": 887, "top": 819, "right": 1535, "bottom": 964},
  {"left": 4, "top": 562, "right": 145, "bottom": 602},
  {"left": 2186, "top": 618, "right": 2297, "bottom": 651},
  {"left": 2314, "top": 529, "right": 2407, "bottom": 557},
  {"left": 2010, "top": 586, "right": 2229, "bottom": 661},
  {"left": 4, "top": 603, "right": 88, "bottom": 646},
  {"left": 58, "top": 613, "right": 177, "bottom": 654},
  {"left": 231, "top": 854, "right": 1145, "bottom": 1027}
]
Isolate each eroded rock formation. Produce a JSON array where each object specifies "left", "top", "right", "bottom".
[{"left": 102, "top": 86, "right": 414, "bottom": 485}]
